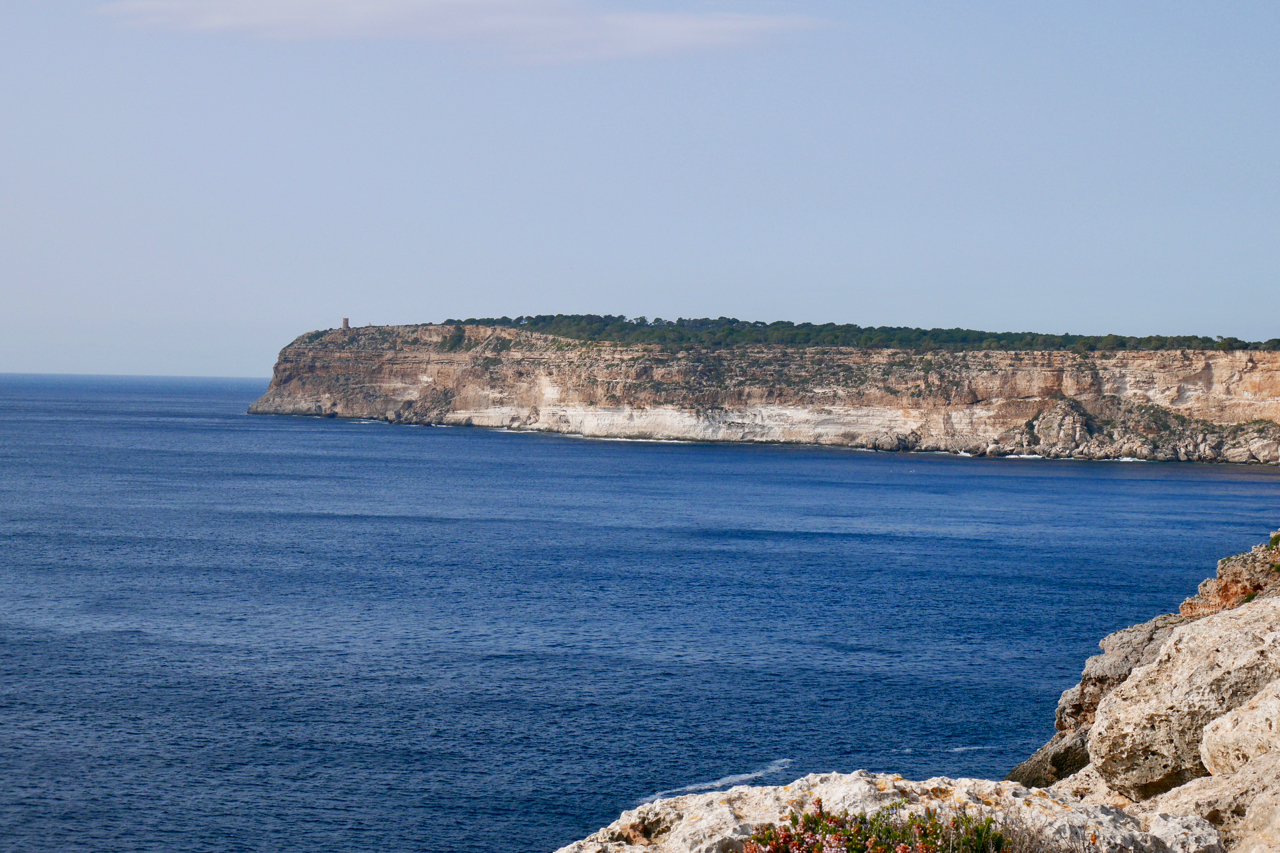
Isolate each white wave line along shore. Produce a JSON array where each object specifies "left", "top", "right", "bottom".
[{"left": 640, "top": 759, "right": 793, "bottom": 804}]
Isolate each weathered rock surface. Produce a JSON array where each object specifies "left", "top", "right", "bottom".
[
  {"left": 1089, "top": 599, "right": 1280, "bottom": 800},
  {"left": 1050, "top": 763, "right": 1134, "bottom": 810},
  {"left": 1054, "top": 755, "right": 1280, "bottom": 851},
  {"left": 1180, "top": 543, "right": 1280, "bottom": 619},
  {"left": 250, "top": 324, "right": 1280, "bottom": 463},
  {"left": 1007, "top": 614, "right": 1187, "bottom": 788},
  {"left": 1012, "top": 535, "right": 1280, "bottom": 790},
  {"left": 555, "top": 771, "right": 1223, "bottom": 853},
  {"left": 560, "top": 536, "right": 1280, "bottom": 853},
  {"left": 1026, "top": 537, "right": 1280, "bottom": 850},
  {"left": 1006, "top": 728, "right": 1092, "bottom": 789},
  {"left": 1201, "top": 680, "right": 1280, "bottom": 777},
  {"left": 1233, "top": 784, "right": 1280, "bottom": 853},
  {"left": 1128, "top": 754, "right": 1280, "bottom": 849}
]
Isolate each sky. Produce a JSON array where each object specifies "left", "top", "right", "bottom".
[{"left": 2, "top": 1, "right": 1278, "bottom": 377}]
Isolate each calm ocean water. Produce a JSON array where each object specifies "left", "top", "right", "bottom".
[{"left": 2, "top": 375, "right": 1279, "bottom": 853}]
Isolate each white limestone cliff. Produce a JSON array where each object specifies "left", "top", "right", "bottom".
[{"left": 250, "top": 324, "right": 1280, "bottom": 464}]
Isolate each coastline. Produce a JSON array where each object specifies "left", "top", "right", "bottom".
[
  {"left": 556, "top": 532, "right": 1280, "bottom": 853},
  {"left": 243, "top": 413, "right": 1278, "bottom": 468},
  {"left": 249, "top": 324, "right": 1280, "bottom": 466}
]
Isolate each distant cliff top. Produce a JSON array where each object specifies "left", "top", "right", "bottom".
[{"left": 434, "top": 314, "right": 1280, "bottom": 353}]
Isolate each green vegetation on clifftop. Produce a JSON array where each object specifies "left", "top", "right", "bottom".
[{"left": 441, "top": 315, "right": 1280, "bottom": 353}]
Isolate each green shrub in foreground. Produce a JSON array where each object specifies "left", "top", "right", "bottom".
[{"left": 743, "top": 798, "right": 1089, "bottom": 853}]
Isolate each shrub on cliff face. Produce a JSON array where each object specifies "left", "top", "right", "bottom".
[
  {"left": 744, "top": 799, "right": 1089, "bottom": 853},
  {"left": 440, "top": 324, "right": 467, "bottom": 352}
]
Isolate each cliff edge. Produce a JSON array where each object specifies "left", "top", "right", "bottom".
[{"left": 251, "top": 324, "right": 1280, "bottom": 463}]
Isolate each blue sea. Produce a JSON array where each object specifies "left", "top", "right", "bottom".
[{"left": 2, "top": 375, "right": 1278, "bottom": 853}]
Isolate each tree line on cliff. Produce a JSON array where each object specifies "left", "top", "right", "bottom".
[{"left": 442, "top": 315, "right": 1280, "bottom": 353}]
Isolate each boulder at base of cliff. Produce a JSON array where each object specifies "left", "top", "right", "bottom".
[
  {"left": 1089, "top": 598, "right": 1280, "bottom": 801},
  {"left": 554, "top": 771, "right": 1223, "bottom": 853}
]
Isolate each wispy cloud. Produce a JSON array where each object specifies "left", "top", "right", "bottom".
[{"left": 100, "top": 0, "right": 817, "bottom": 60}]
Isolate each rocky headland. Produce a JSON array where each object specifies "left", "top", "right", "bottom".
[
  {"left": 250, "top": 324, "right": 1280, "bottom": 464},
  {"left": 557, "top": 532, "right": 1280, "bottom": 853}
]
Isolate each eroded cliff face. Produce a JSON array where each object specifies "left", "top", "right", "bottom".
[{"left": 250, "top": 324, "right": 1280, "bottom": 463}]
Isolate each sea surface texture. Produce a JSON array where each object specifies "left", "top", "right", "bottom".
[{"left": 2, "top": 376, "right": 1278, "bottom": 853}]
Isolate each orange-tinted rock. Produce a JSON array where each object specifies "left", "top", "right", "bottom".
[{"left": 1180, "top": 545, "right": 1280, "bottom": 619}]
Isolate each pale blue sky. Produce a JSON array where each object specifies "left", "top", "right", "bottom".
[{"left": 3, "top": 1, "right": 1277, "bottom": 376}]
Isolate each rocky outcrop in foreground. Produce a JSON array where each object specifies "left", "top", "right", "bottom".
[
  {"left": 1088, "top": 600, "right": 1280, "bottom": 802},
  {"left": 250, "top": 324, "right": 1280, "bottom": 464},
  {"left": 555, "top": 771, "right": 1222, "bottom": 853},
  {"left": 1009, "top": 537, "right": 1280, "bottom": 792},
  {"left": 559, "top": 534, "right": 1280, "bottom": 853},
  {"left": 1016, "top": 534, "right": 1280, "bottom": 852}
]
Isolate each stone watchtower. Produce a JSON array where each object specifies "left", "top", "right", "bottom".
[{"left": 342, "top": 318, "right": 350, "bottom": 330}]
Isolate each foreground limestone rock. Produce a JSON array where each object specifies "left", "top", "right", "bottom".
[
  {"left": 1201, "top": 680, "right": 1280, "bottom": 776},
  {"left": 555, "top": 771, "right": 1222, "bottom": 853},
  {"left": 250, "top": 324, "right": 1280, "bottom": 464},
  {"left": 1089, "top": 599, "right": 1280, "bottom": 800},
  {"left": 1049, "top": 763, "right": 1134, "bottom": 810},
  {"left": 1007, "top": 614, "right": 1187, "bottom": 788},
  {"left": 1130, "top": 754, "right": 1280, "bottom": 849},
  {"left": 1013, "top": 536, "right": 1280, "bottom": 791},
  {"left": 563, "top": 536, "right": 1280, "bottom": 853},
  {"left": 1054, "top": 752, "right": 1280, "bottom": 849},
  {"left": 1233, "top": 785, "right": 1280, "bottom": 853},
  {"left": 1008, "top": 535, "right": 1280, "bottom": 850}
]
